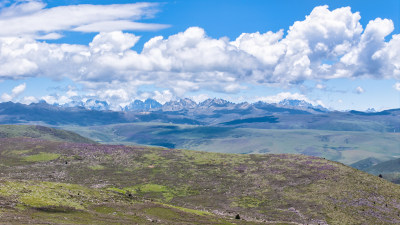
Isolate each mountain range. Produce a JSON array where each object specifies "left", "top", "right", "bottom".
[
  {"left": 56, "top": 97, "right": 327, "bottom": 113},
  {"left": 0, "top": 99, "right": 398, "bottom": 133}
]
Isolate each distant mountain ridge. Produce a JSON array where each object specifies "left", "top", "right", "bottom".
[
  {"left": 0, "top": 100, "right": 399, "bottom": 132},
  {"left": 54, "top": 97, "right": 327, "bottom": 113}
]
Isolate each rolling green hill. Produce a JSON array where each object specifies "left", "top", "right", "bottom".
[
  {"left": 0, "top": 130, "right": 400, "bottom": 224},
  {"left": 0, "top": 125, "right": 96, "bottom": 144}
]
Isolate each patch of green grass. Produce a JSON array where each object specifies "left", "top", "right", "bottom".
[
  {"left": 124, "top": 183, "right": 169, "bottom": 194},
  {"left": 9, "top": 149, "right": 32, "bottom": 155},
  {"left": 93, "top": 206, "right": 114, "bottom": 214},
  {"left": 231, "top": 196, "right": 263, "bottom": 208},
  {"left": 88, "top": 165, "right": 105, "bottom": 170},
  {"left": 0, "top": 181, "right": 101, "bottom": 210},
  {"left": 106, "top": 187, "right": 127, "bottom": 195},
  {"left": 138, "top": 184, "right": 168, "bottom": 192},
  {"left": 161, "top": 203, "right": 213, "bottom": 216},
  {"left": 144, "top": 207, "right": 181, "bottom": 220},
  {"left": 143, "top": 153, "right": 162, "bottom": 162},
  {"left": 23, "top": 152, "right": 60, "bottom": 162},
  {"left": 123, "top": 184, "right": 186, "bottom": 202}
]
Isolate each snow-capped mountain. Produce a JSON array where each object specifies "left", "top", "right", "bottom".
[
  {"left": 84, "top": 99, "right": 110, "bottom": 111},
  {"left": 58, "top": 99, "right": 110, "bottom": 111},
  {"left": 277, "top": 99, "right": 328, "bottom": 112},
  {"left": 162, "top": 98, "right": 197, "bottom": 111},
  {"left": 124, "top": 99, "right": 162, "bottom": 111}
]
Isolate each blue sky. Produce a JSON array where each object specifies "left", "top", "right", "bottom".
[{"left": 0, "top": 0, "right": 399, "bottom": 111}]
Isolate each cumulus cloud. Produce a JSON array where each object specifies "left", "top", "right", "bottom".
[
  {"left": 0, "top": 82, "right": 26, "bottom": 102},
  {"left": 394, "top": 82, "right": 400, "bottom": 91},
  {"left": 315, "top": 83, "right": 326, "bottom": 89},
  {"left": 0, "top": 1, "right": 168, "bottom": 38},
  {"left": 0, "top": 4, "right": 399, "bottom": 107},
  {"left": 151, "top": 90, "right": 174, "bottom": 104},
  {"left": 355, "top": 86, "right": 365, "bottom": 94},
  {"left": 0, "top": 93, "right": 12, "bottom": 102},
  {"left": 12, "top": 82, "right": 26, "bottom": 95}
]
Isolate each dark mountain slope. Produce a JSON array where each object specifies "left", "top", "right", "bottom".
[
  {"left": 364, "top": 158, "right": 400, "bottom": 184},
  {"left": 367, "top": 158, "right": 400, "bottom": 173}
]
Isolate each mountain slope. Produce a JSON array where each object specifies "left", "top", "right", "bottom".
[
  {"left": 0, "top": 125, "right": 96, "bottom": 143},
  {"left": 351, "top": 157, "right": 384, "bottom": 171},
  {"left": 0, "top": 135, "right": 399, "bottom": 224},
  {"left": 367, "top": 158, "right": 400, "bottom": 173}
]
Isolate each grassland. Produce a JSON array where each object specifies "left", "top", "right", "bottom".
[
  {"left": 61, "top": 122, "right": 400, "bottom": 164},
  {"left": 0, "top": 136, "right": 399, "bottom": 224}
]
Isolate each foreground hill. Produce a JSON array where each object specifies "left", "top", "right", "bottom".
[
  {"left": 0, "top": 125, "right": 96, "bottom": 144},
  {"left": 0, "top": 137, "right": 399, "bottom": 224}
]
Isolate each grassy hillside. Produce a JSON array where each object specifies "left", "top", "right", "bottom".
[
  {"left": 61, "top": 123, "right": 400, "bottom": 164},
  {"left": 0, "top": 125, "right": 96, "bottom": 144},
  {"left": 0, "top": 137, "right": 400, "bottom": 224}
]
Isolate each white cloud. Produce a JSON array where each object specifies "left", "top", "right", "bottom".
[
  {"left": 66, "top": 90, "right": 78, "bottom": 97},
  {"left": 315, "top": 83, "right": 326, "bottom": 89},
  {"left": 90, "top": 31, "right": 140, "bottom": 54},
  {"left": 41, "top": 93, "right": 75, "bottom": 105},
  {"left": 0, "top": 1, "right": 168, "bottom": 38},
  {"left": 355, "top": 86, "right": 365, "bottom": 94},
  {"left": 394, "top": 82, "right": 400, "bottom": 91},
  {"left": 0, "top": 5, "right": 399, "bottom": 107},
  {"left": 98, "top": 89, "right": 130, "bottom": 102},
  {"left": 41, "top": 95, "right": 57, "bottom": 104},
  {"left": 341, "top": 18, "right": 395, "bottom": 78},
  {"left": 0, "top": 93, "right": 12, "bottom": 102},
  {"left": 12, "top": 83, "right": 26, "bottom": 95},
  {"left": 152, "top": 90, "right": 174, "bottom": 104},
  {"left": 0, "top": 82, "right": 26, "bottom": 102},
  {"left": 73, "top": 20, "right": 168, "bottom": 33}
]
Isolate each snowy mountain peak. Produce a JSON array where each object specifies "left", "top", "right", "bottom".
[{"left": 278, "top": 99, "right": 314, "bottom": 108}]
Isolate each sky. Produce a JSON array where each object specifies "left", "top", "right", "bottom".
[{"left": 0, "top": 0, "right": 399, "bottom": 111}]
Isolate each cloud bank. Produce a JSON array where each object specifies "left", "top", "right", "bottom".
[
  {"left": 0, "top": 0, "right": 168, "bottom": 38},
  {"left": 0, "top": 3, "right": 399, "bottom": 107}
]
